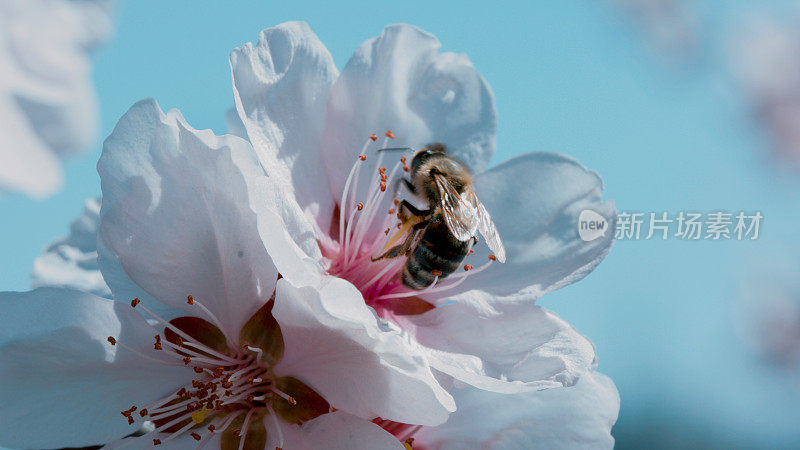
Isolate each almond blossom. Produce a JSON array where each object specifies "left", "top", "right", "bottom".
[
  {"left": 228, "top": 22, "right": 616, "bottom": 394},
  {"left": 0, "top": 0, "right": 112, "bottom": 197},
  {"left": 613, "top": 0, "right": 701, "bottom": 64},
  {"left": 0, "top": 99, "right": 453, "bottom": 449},
  {"left": 728, "top": 10, "right": 800, "bottom": 167},
  {"left": 24, "top": 22, "right": 620, "bottom": 447}
]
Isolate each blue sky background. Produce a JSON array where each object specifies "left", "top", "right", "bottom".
[{"left": 2, "top": 0, "right": 800, "bottom": 447}]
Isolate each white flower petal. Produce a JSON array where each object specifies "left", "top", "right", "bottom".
[
  {"left": 97, "top": 99, "right": 278, "bottom": 337},
  {"left": 225, "top": 107, "right": 247, "bottom": 139},
  {"left": 0, "top": 288, "right": 191, "bottom": 449},
  {"left": 434, "top": 152, "right": 616, "bottom": 306},
  {"left": 230, "top": 21, "right": 339, "bottom": 228},
  {"left": 415, "top": 371, "right": 619, "bottom": 450},
  {"left": 402, "top": 301, "right": 597, "bottom": 391},
  {"left": 321, "top": 24, "right": 496, "bottom": 207},
  {"left": 249, "top": 172, "right": 327, "bottom": 288},
  {"left": 31, "top": 195, "right": 185, "bottom": 321},
  {"left": 0, "top": 95, "right": 62, "bottom": 196},
  {"left": 0, "top": 0, "right": 111, "bottom": 196},
  {"left": 273, "top": 277, "right": 455, "bottom": 426},
  {"left": 96, "top": 229, "right": 186, "bottom": 321},
  {"left": 300, "top": 412, "right": 405, "bottom": 450},
  {"left": 31, "top": 197, "right": 110, "bottom": 297}
]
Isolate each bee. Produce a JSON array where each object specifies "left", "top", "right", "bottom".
[{"left": 372, "top": 143, "right": 506, "bottom": 289}]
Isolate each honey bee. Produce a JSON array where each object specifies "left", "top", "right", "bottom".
[{"left": 372, "top": 143, "right": 506, "bottom": 289}]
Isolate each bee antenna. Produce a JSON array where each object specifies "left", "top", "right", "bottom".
[{"left": 377, "top": 147, "right": 413, "bottom": 153}]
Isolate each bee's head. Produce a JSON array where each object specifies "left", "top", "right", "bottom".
[{"left": 410, "top": 143, "right": 447, "bottom": 175}]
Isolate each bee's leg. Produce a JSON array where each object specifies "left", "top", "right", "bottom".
[
  {"left": 402, "top": 178, "right": 417, "bottom": 195},
  {"left": 398, "top": 200, "right": 429, "bottom": 222},
  {"left": 371, "top": 220, "right": 427, "bottom": 261}
]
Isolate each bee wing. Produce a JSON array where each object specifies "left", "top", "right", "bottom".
[
  {"left": 465, "top": 189, "right": 506, "bottom": 263},
  {"left": 434, "top": 173, "right": 479, "bottom": 241}
]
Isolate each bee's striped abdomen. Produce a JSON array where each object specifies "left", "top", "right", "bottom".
[{"left": 402, "top": 222, "right": 472, "bottom": 289}]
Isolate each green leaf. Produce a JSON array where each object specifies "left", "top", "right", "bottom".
[
  {"left": 164, "top": 316, "right": 229, "bottom": 355},
  {"left": 220, "top": 412, "right": 267, "bottom": 450},
  {"left": 239, "top": 299, "right": 284, "bottom": 366},
  {"left": 271, "top": 376, "right": 330, "bottom": 425}
]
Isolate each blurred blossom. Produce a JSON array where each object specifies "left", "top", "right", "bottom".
[
  {"left": 0, "top": 0, "right": 112, "bottom": 197},
  {"left": 614, "top": 0, "right": 701, "bottom": 64},
  {"left": 729, "top": 11, "right": 800, "bottom": 167},
  {"left": 739, "top": 257, "right": 800, "bottom": 367}
]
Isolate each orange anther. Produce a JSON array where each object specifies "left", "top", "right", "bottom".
[
  {"left": 208, "top": 424, "right": 216, "bottom": 432},
  {"left": 369, "top": 134, "right": 378, "bottom": 141},
  {"left": 388, "top": 208, "right": 395, "bottom": 214},
  {"left": 140, "top": 408, "right": 148, "bottom": 417},
  {"left": 385, "top": 130, "right": 395, "bottom": 138},
  {"left": 431, "top": 270, "right": 443, "bottom": 277},
  {"left": 393, "top": 199, "right": 399, "bottom": 206},
  {"left": 131, "top": 298, "right": 140, "bottom": 308},
  {"left": 464, "top": 264, "right": 474, "bottom": 271},
  {"left": 191, "top": 433, "right": 201, "bottom": 441},
  {"left": 183, "top": 357, "right": 192, "bottom": 365},
  {"left": 403, "top": 165, "right": 410, "bottom": 172},
  {"left": 107, "top": 336, "right": 116, "bottom": 345},
  {"left": 400, "top": 155, "right": 407, "bottom": 163},
  {"left": 380, "top": 183, "right": 387, "bottom": 192},
  {"left": 488, "top": 254, "right": 497, "bottom": 261},
  {"left": 153, "top": 439, "right": 161, "bottom": 445},
  {"left": 357, "top": 203, "right": 364, "bottom": 211},
  {"left": 127, "top": 416, "right": 134, "bottom": 425},
  {"left": 379, "top": 167, "right": 386, "bottom": 174},
  {"left": 385, "top": 228, "right": 391, "bottom": 235},
  {"left": 359, "top": 155, "right": 367, "bottom": 161},
  {"left": 187, "top": 295, "right": 194, "bottom": 305}
]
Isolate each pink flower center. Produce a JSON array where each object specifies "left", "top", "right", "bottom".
[{"left": 319, "top": 132, "right": 495, "bottom": 317}]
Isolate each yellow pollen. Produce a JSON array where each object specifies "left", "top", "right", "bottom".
[
  {"left": 191, "top": 408, "right": 212, "bottom": 424},
  {"left": 384, "top": 216, "right": 422, "bottom": 251}
]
